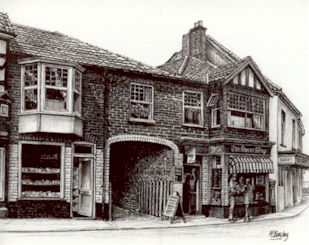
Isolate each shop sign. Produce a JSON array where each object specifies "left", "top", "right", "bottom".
[
  {"left": 230, "top": 145, "right": 267, "bottom": 154},
  {"left": 278, "top": 156, "right": 295, "bottom": 165},
  {"left": 186, "top": 147, "right": 196, "bottom": 164},
  {"left": 173, "top": 166, "right": 183, "bottom": 183},
  {"left": 209, "top": 145, "right": 224, "bottom": 154}
]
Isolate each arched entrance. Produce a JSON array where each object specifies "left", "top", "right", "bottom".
[{"left": 104, "top": 135, "right": 182, "bottom": 219}]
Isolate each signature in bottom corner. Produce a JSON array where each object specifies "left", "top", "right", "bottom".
[{"left": 269, "top": 230, "right": 289, "bottom": 241}]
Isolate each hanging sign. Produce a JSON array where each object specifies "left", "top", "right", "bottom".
[{"left": 186, "top": 147, "right": 196, "bottom": 164}]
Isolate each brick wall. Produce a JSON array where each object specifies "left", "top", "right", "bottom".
[
  {"left": 8, "top": 144, "right": 18, "bottom": 202},
  {"left": 96, "top": 148, "right": 103, "bottom": 203}
]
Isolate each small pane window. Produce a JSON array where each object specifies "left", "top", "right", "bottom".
[
  {"left": 24, "top": 65, "right": 38, "bottom": 87},
  {"left": 45, "top": 89, "right": 67, "bottom": 111},
  {"left": 183, "top": 91, "right": 203, "bottom": 126},
  {"left": 130, "top": 83, "right": 153, "bottom": 120},
  {"left": 73, "top": 71, "right": 82, "bottom": 114},
  {"left": 45, "top": 66, "right": 68, "bottom": 87}
]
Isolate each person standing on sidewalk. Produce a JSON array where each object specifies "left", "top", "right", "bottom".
[
  {"left": 228, "top": 174, "right": 238, "bottom": 222},
  {"left": 244, "top": 178, "right": 254, "bottom": 222}
]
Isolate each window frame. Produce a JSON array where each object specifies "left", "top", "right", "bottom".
[
  {"left": 292, "top": 119, "right": 296, "bottom": 149},
  {"left": 211, "top": 107, "right": 220, "bottom": 128},
  {"left": 0, "top": 148, "right": 5, "bottom": 201},
  {"left": 20, "top": 61, "right": 82, "bottom": 116},
  {"left": 281, "top": 110, "right": 286, "bottom": 146},
  {"left": 18, "top": 141, "right": 65, "bottom": 200},
  {"left": 227, "top": 92, "right": 266, "bottom": 131},
  {"left": 129, "top": 83, "right": 154, "bottom": 122},
  {"left": 0, "top": 104, "right": 9, "bottom": 117},
  {"left": 183, "top": 90, "right": 204, "bottom": 127}
]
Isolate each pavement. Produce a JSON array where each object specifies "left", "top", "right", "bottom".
[{"left": 0, "top": 198, "right": 308, "bottom": 233}]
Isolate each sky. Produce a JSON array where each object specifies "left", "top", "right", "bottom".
[{"left": 2, "top": 0, "right": 309, "bottom": 153}]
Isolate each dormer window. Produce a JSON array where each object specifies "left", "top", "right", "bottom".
[
  {"left": 18, "top": 59, "right": 84, "bottom": 136},
  {"left": 20, "top": 60, "right": 83, "bottom": 115}
]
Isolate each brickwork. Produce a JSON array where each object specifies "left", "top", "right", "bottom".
[
  {"left": 221, "top": 155, "right": 229, "bottom": 206},
  {"left": 64, "top": 146, "right": 72, "bottom": 202},
  {"left": 96, "top": 148, "right": 103, "bottom": 203},
  {"left": 8, "top": 144, "right": 18, "bottom": 202}
]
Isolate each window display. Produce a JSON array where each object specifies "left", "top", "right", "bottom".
[{"left": 20, "top": 144, "right": 63, "bottom": 199}]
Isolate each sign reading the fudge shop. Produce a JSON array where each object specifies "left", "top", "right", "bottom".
[{"left": 230, "top": 145, "right": 268, "bottom": 154}]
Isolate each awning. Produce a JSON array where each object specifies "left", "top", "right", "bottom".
[{"left": 229, "top": 155, "right": 274, "bottom": 174}]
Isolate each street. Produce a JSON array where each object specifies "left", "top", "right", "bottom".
[{"left": 1, "top": 207, "right": 308, "bottom": 245}]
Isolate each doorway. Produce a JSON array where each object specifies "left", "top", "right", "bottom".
[
  {"left": 72, "top": 157, "right": 94, "bottom": 217},
  {"left": 183, "top": 164, "right": 201, "bottom": 214}
]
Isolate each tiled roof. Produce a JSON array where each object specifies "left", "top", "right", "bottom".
[
  {"left": 9, "top": 23, "right": 169, "bottom": 76},
  {"left": 0, "top": 12, "right": 15, "bottom": 36},
  {"left": 208, "top": 58, "right": 247, "bottom": 81},
  {"left": 158, "top": 56, "right": 214, "bottom": 82}
]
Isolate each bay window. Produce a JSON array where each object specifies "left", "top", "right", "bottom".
[
  {"left": 227, "top": 92, "right": 265, "bottom": 130},
  {"left": 19, "top": 59, "right": 84, "bottom": 136},
  {"left": 183, "top": 91, "right": 203, "bottom": 126},
  {"left": 21, "top": 61, "right": 82, "bottom": 114}
]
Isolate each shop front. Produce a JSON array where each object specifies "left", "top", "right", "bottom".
[
  {"left": 7, "top": 140, "right": 102, "bottom": 218},
  {"left": 277, "top": 152, "right": 309, "bottom": 210},
  {"left": 202, "top": 142, "right": 275, "bottom": 219}
]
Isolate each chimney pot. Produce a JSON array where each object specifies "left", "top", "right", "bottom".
[
  {"left": 194, "top": 22, "right": 198, "bottom": 28},
  {"left": 198, "top": 20, "right": 203, "bottom": 27}
]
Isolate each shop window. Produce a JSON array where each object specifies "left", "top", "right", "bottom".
[
  {"left": 0, "top": 148, "right": 5, "bottom": 201},
  {"left": 211, "top": 156, "right": 221, "bottom": 205},
  {"left": 20, "top": 143, "right": 64, "bottom": 199},
  {"left": 21, "top": 62, "right": 83, "bottom": 115},
  {"left": 183, "top": 91, "right": 203, "bottom": 126},
  {"left": 130, "top": 83, "right": 153, "bottom": 121},
  {"left": 281, "top": 110, "right": 286, "bottom": 146},
  {"left": 227, "top": 92, "right": 265, "bottom": 130},
  {"left": 0, "top": 104, "right": 8, "bottom": 117}
]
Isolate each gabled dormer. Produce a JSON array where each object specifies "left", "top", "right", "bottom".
[{"left": 208, "top": 57, "right": 272, "bottom": 134}]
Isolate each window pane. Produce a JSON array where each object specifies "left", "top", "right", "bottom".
[
  {"left": 229, "top": 110, "right": 246, "bottom": 127},
  {"left": 131, "top": 102, "right": 152, "bottom": 119},
  {"left": 184, "top": 92, "right": 201, "bottom": 107},
  {"left": 184, "top": 107, "right": 201, "bottom": 125},
  {"left": 130, "top": 84, "right": 152, "bottom": 103},
  {"left": 25, "top": 89, "right": 38, "bottom": 110},
  {"left": 24, "top": 65, "right": 38, "bottom": 86},
  {"left": 45, "top": 66, "right": 68, "bottom": 87},
  {"left": 74, "top": 92, "right": 80, "bottom": 113},
  {"left": 45, "top": 88, "right": 67, "bottom": 111},
  {"left": 252, "top": 114, "right": 262, "bottom": 129},
  {"left": 74, "top": 71, "right": 82, "bottom": 92}
]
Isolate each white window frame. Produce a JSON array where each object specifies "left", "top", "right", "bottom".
[
  {"left": 18, "top": 141, "right": 65, "bottom": 200},
  {"left": 0, "top": 104, "right": 9, "bottom": 117},
  {"left": 211, "top": 108, "right": 220, "bottom": 128},
  {"left": 0, "top": 148, "right": 5, "bottom": 201},
  {"left": 20, "top": 61, "right": 82, "bottom": 116},
  {"left": 227, "top": 92, "right": 265, "bottom": 131},
  {"left": 183, "top": 90, "right": 204, "bottom": 127},
  {"left": 129, "top": 83, "right": 154, "bottom": 122}
]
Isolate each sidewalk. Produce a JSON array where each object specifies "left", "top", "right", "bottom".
[{"left": 0, "top": 198, "right": 308, "bottom": 233}]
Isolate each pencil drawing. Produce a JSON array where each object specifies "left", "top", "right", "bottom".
[{"left": 0, "top": 2, "right": 308, "bottom": 244}]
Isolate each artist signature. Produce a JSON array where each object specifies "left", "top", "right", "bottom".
[{"left": 269, "top": 230, "right": 289, "bottom": 241}]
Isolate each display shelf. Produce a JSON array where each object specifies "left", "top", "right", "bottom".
[
  {"left": 22, "top": 167, "right": 60, "bottom": 174},
  {"left": 22, "top": 181, "right": 60, "bottom": 186},
  {"left": 21, "top": 191, "right": 61, "bottom": 198}
]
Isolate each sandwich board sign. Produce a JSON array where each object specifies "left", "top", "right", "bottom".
[{"left": 162, "top": 192, "right": 186, "bottom": 224}]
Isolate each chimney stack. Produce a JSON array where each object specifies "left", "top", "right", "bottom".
[{"left": 182, "top": 20, "right": 207, "bottom": 61}]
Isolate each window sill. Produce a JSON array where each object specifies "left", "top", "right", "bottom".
[
  {"left": 19, "top": 111, "right": 83, "bottom": 119},
  {"left": 280, "top": 144, "right": 286, "bottom": 148},
  {"left": 211, "top": 125, "right": 220, "bottom": 129},
  {"left": 129, "top": 118, "right": 156, "bottom": 125},
  {"left": 227, "top": 125, "right": 266, "bottom": 132},
  {"left": 182, "top": 124, "right": 204, "bottom": 129}
]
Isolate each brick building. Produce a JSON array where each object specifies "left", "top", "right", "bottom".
[{"left": 0, "top": 14, "right": 297, "bottom": 220}]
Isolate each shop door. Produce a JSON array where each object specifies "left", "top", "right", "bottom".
[
  {"left": 183, "top": 165, "right": 200, "bottom": 214},
  {"left": 72, "top": 158, "right": 94, "bottom": 217}
]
